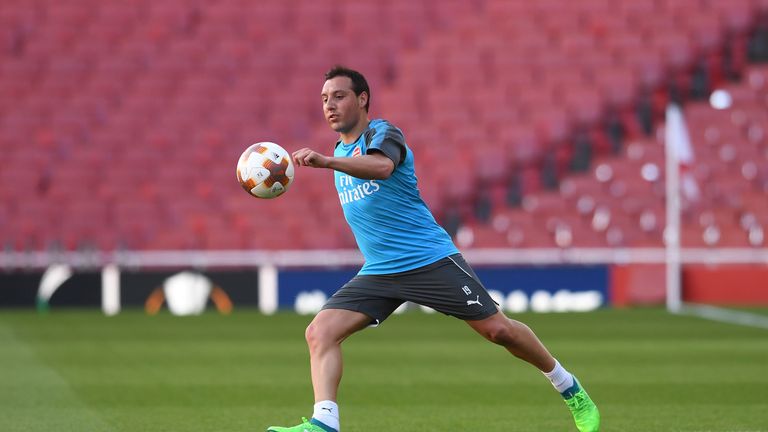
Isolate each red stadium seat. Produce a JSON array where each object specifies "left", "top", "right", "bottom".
[{"left": 1, "top": 0, "right": 763, "bottom": 251}]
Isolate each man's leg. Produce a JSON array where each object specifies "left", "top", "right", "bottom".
[
  {"left": 305, "top": 308, "right": 371, "bottom": 402},
  {"left": 466, "top": 311, "right": 600, "bottom": 432},
  {"left": 465, "top": 310, "right": 555, "bottom": 370},
  {"left": 268, "top": 309, "right": 370, "bottom": 432}
]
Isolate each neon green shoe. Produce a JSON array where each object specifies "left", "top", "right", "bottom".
[
  {"left": 267, "top": 417, "right": 335, "bottom": 432},
  {"left": 563, "top": 379, "right": 600, "bottom": 432}
]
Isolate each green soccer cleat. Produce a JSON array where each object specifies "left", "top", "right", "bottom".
[
  {"left": 267, "top": 417, "right": 336, "bottom": 432},
  {"left": 563, "top": 378, "right": 600, "bottom": 432}
]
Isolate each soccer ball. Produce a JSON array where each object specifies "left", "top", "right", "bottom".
[{"left": 236, "top": 142, "right": 295, "bottom": 199}]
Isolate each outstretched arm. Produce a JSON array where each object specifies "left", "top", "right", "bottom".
[{"left": 292, "top": 148, "right": 395, "bottom": 180}]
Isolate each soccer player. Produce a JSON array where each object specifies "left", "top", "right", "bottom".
[{"left": 268, "top": 66, "right": 600, "bottom": 432}]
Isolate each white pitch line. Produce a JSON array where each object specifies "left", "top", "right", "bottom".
[{"left": 677, "top": 303, "right": 768, "bottom": 330}]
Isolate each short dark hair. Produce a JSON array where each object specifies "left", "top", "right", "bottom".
[{"left": 325, "top": 65, "right": 370, "bottom": 112}]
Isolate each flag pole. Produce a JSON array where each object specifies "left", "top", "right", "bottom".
[{"left": 664, "top": 104, "right": 683, "bottom": 313}]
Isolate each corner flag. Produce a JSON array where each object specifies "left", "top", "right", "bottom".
[{"left": 664, "top": 104, "right": 700, "bottom": 202}]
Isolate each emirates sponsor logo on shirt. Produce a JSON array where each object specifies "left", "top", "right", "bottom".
[{"left": 337, "top": 175, "right": 380, "bottom": 205}]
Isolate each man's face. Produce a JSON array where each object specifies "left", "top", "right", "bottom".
[{"left": 321, "top": 76, "right": 366, "bottom": 134}]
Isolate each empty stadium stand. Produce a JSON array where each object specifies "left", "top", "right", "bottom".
[{"left": 1, "top": 0, "right": 767, "bottom": 251}]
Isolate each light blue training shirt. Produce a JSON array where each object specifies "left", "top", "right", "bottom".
[{"left": 333, "top": 119, "right": 458, "bottom": 275}]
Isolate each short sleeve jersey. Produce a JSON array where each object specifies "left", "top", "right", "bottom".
[{"left": 333, "top": 119, "right": 458, "bottom": 275}]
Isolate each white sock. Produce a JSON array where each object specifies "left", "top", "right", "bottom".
[
  {"left": 543, "top": 360, "right": 575, "bottom": 393},
  {"left": 312, "top": 400, "right": 340, "bottom": 431}
]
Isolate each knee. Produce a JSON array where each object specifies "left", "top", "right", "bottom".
[
  {"left": 305, "top": 321, "right": 335, "bottom": 351},
  {"left": 482, "top": 320, "right": 526, "bottom": 347},
  {"left": 305, "top": 322, "right": 321, "bottom": 346}
]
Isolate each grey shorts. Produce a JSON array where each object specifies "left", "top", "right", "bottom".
[{"left": 322, "top": 253, "right": 499, "bottom": 324}]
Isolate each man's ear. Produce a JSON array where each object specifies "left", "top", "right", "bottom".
[{"left": 359, "top": 91, "right": 368, "bottom": 108}]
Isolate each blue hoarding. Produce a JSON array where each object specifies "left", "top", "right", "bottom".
[{"left": 278, "top": 265, "right": 609, "bottom": 313}]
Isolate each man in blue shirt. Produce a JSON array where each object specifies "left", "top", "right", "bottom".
[{"left": 267, "top": 66, "right": 600, "bottom": 432}]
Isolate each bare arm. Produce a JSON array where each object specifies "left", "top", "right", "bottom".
[{"left": 292, "top": 148, "right": 395, "bottom": 180}]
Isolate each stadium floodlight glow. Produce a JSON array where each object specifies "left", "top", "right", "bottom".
[
  {"left": 640, "top": 163, "right": 660, "bottom": 182},
  {"left": 709, "top": 89, "right": 732, "bottom": 110}
]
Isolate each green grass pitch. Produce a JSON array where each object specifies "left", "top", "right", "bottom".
[{"left": 1, "top": 308, "right": 767, "bottom": 431}]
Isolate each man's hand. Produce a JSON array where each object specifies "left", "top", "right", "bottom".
[
  {"left": 291, "top": 147, "right": 394, "bottom": 179},
  {"left": 292, "top": 148, "right": 330, "bottom": 168}
]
